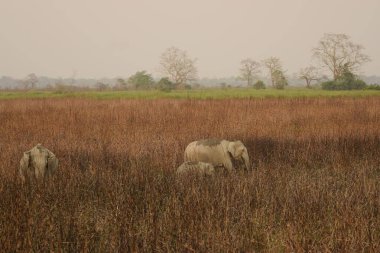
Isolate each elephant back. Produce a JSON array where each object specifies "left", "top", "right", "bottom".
[
  {"left": 177, "top": 161, "right": 215, "bottom": 176},
  {"left": 184, "top": 139, "right": 232, "bottom": 170}
]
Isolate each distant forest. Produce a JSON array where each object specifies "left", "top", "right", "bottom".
[{"left": 1, "top": 75, "right": 379, "bottom": 90}]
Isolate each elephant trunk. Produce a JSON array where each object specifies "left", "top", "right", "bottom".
[{"left": 242, "top": 152, "right": 250, "bottom": 171}]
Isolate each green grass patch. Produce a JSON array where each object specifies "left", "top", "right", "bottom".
[{"left": 1, "top": 88, "right": 380, "bottom": 100}]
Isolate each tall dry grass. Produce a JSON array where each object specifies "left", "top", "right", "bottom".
[{"left": 0, "top": 97, "right": 379, "bottom": 252}]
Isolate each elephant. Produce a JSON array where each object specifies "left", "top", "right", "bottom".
[
  {"left": 184, "top": 139, "right": 250, "bottom": 172},
  {"left": 19, "top": 144, "right": 58, "bottom": 182},
  {"left": 176, "top": 161, "right": 215, "bottom": 177}
]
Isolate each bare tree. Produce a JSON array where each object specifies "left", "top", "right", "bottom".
[
  {"left": 262, "top": 57, "right": 283, "bottom": 87},
  {"left": 21, "top": 73, "right": 39, "bottom": 89},
  {"left": 239, "top": 58, "right": 260, "bottom": 86},
  {"left": 313, "top": 33, "right": 370, "bottom": 80},
  {"left": 159, "top": 47, "right": 197, "bottom": 88},
  {"left": 298, "top": 66, "right": 321, "bottom": 88}
]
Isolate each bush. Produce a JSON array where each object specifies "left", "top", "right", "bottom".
[
  {"left": 253, "top": 80, "right": 266, "bottom": 89},
  {"left": 321, "top": 79, "right": 367, "bottom": 90},
  {"left": 321, "top": 66, "right": 367, "bottom": 90},
  {"left": 351, "top": 79, "right": 367, "bottom": 89},
  {"left": 366, "top": 84, "right": 380, "bottom": 90},
  {"left": 157, "top": 77, "right": 175, "bottom": 92},
  {"left": 321, "top": 81, "right": 337, "bottom": 90}
]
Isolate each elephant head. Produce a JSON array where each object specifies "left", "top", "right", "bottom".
[
  {"left": 226, "top": 141, "right": 250, "bottom": 171},
  {"left": 19, "top": 144, "right": 58, "bottom": 182}
]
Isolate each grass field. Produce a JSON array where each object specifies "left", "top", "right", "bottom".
[
  {"left": 0, "top": 96, "right": 379, "bottom": 251},
  {"left": 0, "top": 87, "right": 380, "bottom": 100}
]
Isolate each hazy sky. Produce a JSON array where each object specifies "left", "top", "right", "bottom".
[{"left": 1, "top": 0, "right": 379, "bottom": 79}]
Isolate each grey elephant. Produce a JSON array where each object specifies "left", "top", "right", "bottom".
[
  {"left": 19, "top": 144, "right": 59, "bottom": 182},
  {"left": 184, "top": 139, "right": 250, "bottom": 172},
  {"left": 176, "top": 161, "right": 215, "bottom": 177}
]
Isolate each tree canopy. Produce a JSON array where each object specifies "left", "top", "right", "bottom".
[
  {"left": 239, "top": 58, "right": 261, "bottom": 86},
  {"left": 313, "top": 33, "right": 370, "bottom": 80},
  {"left": 159, "top": 47, "right": 197, "bottom": 89},
  {"left": 127, "top": 71, "right": 154, "bottom": 89}
]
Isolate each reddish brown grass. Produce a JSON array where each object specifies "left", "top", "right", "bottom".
[{"left": 0, "top": 97, "right": 379, "bottom": 252}]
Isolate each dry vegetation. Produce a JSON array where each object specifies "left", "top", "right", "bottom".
[{"left": 0, "top": 97, "right": 379, "bottom": 252}]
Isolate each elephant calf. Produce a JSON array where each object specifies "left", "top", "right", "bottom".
[
  {"left": 184, "top": 139, "right": 250, "bottom": 172},
  {"left": 19, "top": 144, "right": 59, "bottom": 182},
  {"left": 176, "top": 161, "right": 215, "bottom": 177}
]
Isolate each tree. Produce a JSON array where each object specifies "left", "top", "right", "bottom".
[
  {"left": 22, "top": 73, "right": 39, "bottom": 89},
  {"left": 127, "top": 71, "right": 154, "bottom": 90},
  {"left": 262, "top": 57, "right": 283, "bottom": 87},
  {"left": 272, "top": 70, "right": 288, "bottom": 89},
  {"left": 95, "top": 81, "right": 109, "bottom": 91},
  {"left": 239, "top": 58, "right": 261, "bottom": 86},
  {"left": 159, "top": 47, "right": 197, "bottom": 89},
  {"left": 115, "top": 78, "right": 127, "bottom": 89},
  {"left": 262, "top": 57, "right": 287, "bottom": 89},
  {"left": 298, "top": 66, "right": 321, "bottom": 88},
  {"left": 313, "top": 33, "right": 370, "bottom": 80}
]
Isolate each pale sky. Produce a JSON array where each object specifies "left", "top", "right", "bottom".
[{"left": 0, "top": 0, "right": 379, "bottom": 79}]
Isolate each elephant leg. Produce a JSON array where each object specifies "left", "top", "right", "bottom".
[{"left": 223, "top": 158, "right": 234, "bottom": 172}]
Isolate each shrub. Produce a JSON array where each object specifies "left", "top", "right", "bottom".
[
  {"left": 253, "top": 80, "right": 266, "bottom": 89},
  {"left": 321, "top": 81, "right": 338, "bottom": 90},
  {"left": 350, "top": 79, "right": 367, "bottom": 89},
  {"left": 157, "top": 77, "right": 175, "bottom": 92},
  {"left": 366, "top": 84, "right": 380, "bottom": 90},
  {"left": 321, "top": 79, "right": 367, "bottom": 90},
  {"left": 321, "top": 66, "right": 367, "bottom": 90}
]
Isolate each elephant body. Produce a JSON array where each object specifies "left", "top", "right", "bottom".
[
  {"left": 184, "top": 139, "right": 249, "bottom": 172},
  {"left": 19, "top": 144, "right": 58, "bottom": 182},
  {"left": 176, "top": 161, "right": 215, "bottom": 176}
]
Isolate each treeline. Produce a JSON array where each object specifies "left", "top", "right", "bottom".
[{"left": 1, "top": 33, "right": 380, "bottom": 91}]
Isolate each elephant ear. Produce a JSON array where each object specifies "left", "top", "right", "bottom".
[
  {"left": 227, "top": 141, "right": 243, "bottom": 159},
  {"left": 47, "top": 151, "right": 58, "bottom": 175},
  {"left": 228, "top": 141, "right": 250, "bottom": 170}
]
